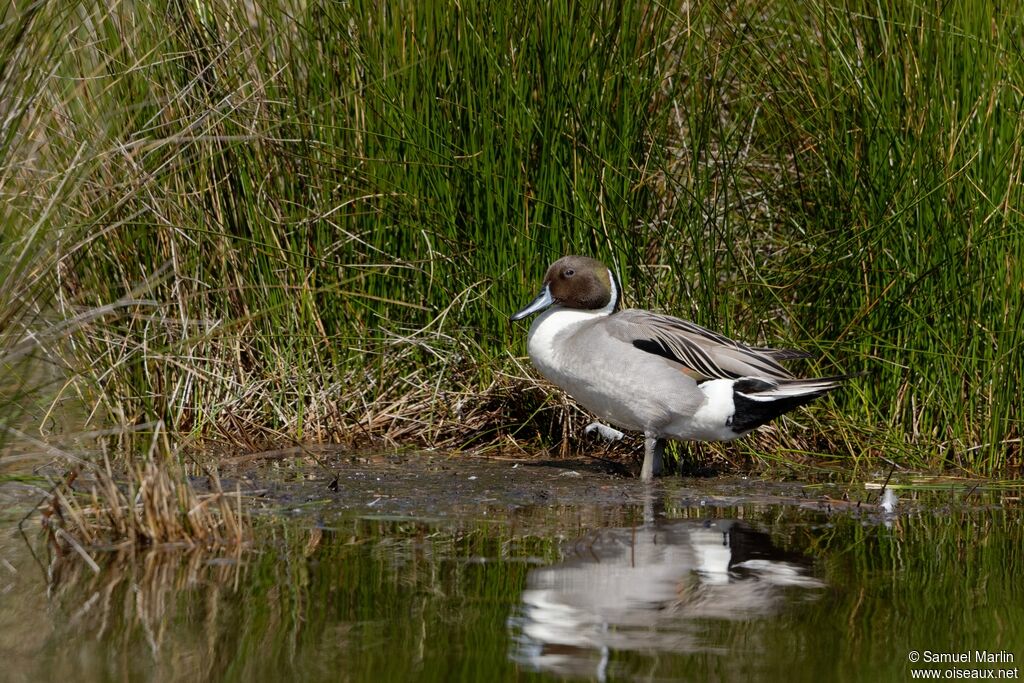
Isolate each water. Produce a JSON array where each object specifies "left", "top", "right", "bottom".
[{"left": 2, "top": 455, "right": 1022, "bottom": 682}]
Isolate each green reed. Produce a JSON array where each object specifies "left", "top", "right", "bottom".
[
  {"left": 0, "top": 3, "right": 83, "bottom": 447},
  {"left": 2, "top": 0, "right": 1020, "bottom": 474}
]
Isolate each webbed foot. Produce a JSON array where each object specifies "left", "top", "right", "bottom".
[{"left": 584, "top": 421, "right": 625, "bottom": 442}]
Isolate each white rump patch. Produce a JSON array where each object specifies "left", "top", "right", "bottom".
[{"left": 692, "top": 379, "right": 736, "bottom": 432}]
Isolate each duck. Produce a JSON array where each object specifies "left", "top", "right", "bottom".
[{"left": 511, "top": 255, "right": 848, "bottom": 480}]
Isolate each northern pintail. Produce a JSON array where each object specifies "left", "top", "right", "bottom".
[{"left": 511, "top": 255, "right": 848, "bottom": 480}]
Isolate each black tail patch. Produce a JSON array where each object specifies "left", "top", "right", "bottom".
[
  {"left": 731, "top": 392, "right": 824, "bottom": 433},
  {"left": 730, "top": 379, "right": 842, "bottom": 434}
]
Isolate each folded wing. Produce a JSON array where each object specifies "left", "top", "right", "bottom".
[{"left": 608, "top": 309, "right": 803, "bottom": 381}]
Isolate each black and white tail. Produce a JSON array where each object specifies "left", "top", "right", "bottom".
[{"left": 729, "top": 375, "right": 849, "bottom": 434}]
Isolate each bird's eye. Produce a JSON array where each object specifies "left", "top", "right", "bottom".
[{"left": 564, "top": 269, "right": 575, "bottom": 278}]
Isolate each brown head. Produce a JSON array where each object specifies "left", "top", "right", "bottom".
[{"left": 511, "top": 255, "right": 619, "bottom": 320}]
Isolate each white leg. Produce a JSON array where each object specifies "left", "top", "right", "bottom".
[{"left": 641, "top": 435, "right": 664, "bottom": 481}]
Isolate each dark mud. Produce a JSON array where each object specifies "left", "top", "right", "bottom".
[{"left": 215, "top": 449, "right": 1003, "bottom": 523}]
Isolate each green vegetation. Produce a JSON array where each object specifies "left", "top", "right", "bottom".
[{"left": 2, "top": 0, "right": 1021, "bottom": 487}]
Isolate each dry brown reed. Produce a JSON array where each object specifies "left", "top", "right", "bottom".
[{"left": 36, "top": 426, "right": 246, "bottom": 564}]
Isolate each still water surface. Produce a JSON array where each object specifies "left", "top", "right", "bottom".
[{"left": 2, "top": 455, "right": 1022, "bottom": 682}]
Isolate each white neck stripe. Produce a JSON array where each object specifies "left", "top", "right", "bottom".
[{"left": 600, "top": 268, "right": 619, "bottom": 315}]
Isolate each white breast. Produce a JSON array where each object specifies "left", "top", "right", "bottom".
[
  {"left": 524, "top": 305, "right": 655, "bottom": 432},
  {"left": 526, "top": 306, "right": 603, "bottom": 379}
]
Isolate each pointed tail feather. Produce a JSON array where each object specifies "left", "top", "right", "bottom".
[
  {"left": 730, "top": 374, "right": 852, "bottom": 433},
  {"left": 736, "top": 374, "right": 850, "bottom": 401}
]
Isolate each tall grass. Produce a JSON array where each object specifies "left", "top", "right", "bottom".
[
  {"left": 0, "top": 4, "right": 71, "bottom": 447},
  {"left": 0, "top": 3, "right": 249, "bottom": 547},
  {"left": 3, "top": 0, "right": 1021, "bottom": 476},
  {"left": 752, "top": 1, "right": 1024, "bottom": 472}
]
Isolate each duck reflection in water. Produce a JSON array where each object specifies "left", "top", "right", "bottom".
[{"left": 509, "top": 511, "right": 824, "bottom": 679}]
